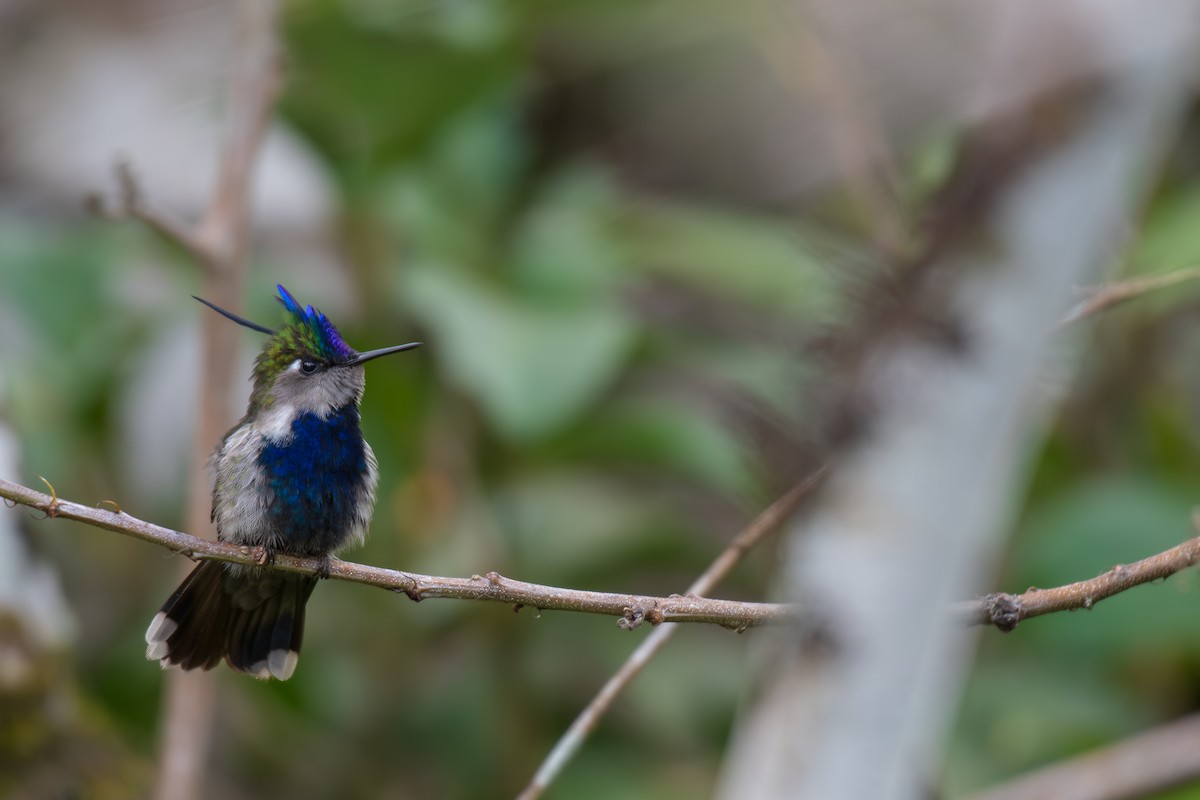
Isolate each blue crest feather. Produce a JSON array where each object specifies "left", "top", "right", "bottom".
[{"left": 275, "top": 284, "right": 356, "bottom": 362}]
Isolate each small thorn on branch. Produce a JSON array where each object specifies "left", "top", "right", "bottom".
[{"left": 36, "top": 476, "right": 60, "bottom": 519}]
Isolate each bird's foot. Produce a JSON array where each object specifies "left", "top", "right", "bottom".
[
  {"left": 251, "top": 545, "right": 275, "bottom": 567},
  {"left": 314, "top": 553, "right": 332, "bottom": 580}
]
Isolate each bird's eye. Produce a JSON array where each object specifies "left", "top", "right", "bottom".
[{"left": 299, "top": 359, "right": 320, "bottom": 375}]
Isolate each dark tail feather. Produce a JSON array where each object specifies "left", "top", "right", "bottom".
[{"left": 145, "top": 562, "right": 318, "bottom": 681}]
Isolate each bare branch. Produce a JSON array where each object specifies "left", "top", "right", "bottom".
[
  {"left": 957, "top": 525, "right": 1200, "bottom": 630},
  {"left": 966, "top": 711, "right": 1200, "bottom": 800},
  {"left": 85, "top": 160, "right": 210, "bottom": 263},
  {"left": 86, "top": 1, "right": 281, "bottom": 279},
  {"left": 518, "top": 465, "right": 829, "bottom": 800},
  {"left": 753, "top": 7, "right": 906, "bottom": 259},
  {"left": 195, "top": 0, "right": 283, "bottom": 269},
  {"left": 1058, "top": 266, "right": 1200, "bottom": 327},
  {"left": 0, "top": 477, "right": 795, "bottom": 630}
]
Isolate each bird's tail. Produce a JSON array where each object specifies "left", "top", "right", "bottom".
[{"left": 145, "top": 562, "right": 317, "bottom": 681}]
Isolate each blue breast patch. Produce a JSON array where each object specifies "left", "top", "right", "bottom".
[{"left": 258, "top": 404, "right": 369, "bottom": 554}]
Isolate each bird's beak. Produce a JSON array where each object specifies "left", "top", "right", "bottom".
[{"left": 341, "top": 342, "right": 423, "bottom": 367}]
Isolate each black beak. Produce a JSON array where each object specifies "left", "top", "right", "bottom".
[{"left": 341, "top": 342, "right": 423, "bottom": 367}]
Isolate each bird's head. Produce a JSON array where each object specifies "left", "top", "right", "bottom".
[{"left": 196, "top": 284, "right": 421, "bottom": 420}]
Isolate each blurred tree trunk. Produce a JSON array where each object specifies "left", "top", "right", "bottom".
[{"left": 717, "top": 3, "right": 1199, "bottom": 799}]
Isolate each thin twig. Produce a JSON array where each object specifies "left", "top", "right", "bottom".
[
  {"left": 85, "top": 161, "right": 210, "bottom": 261},
  {"left": 752, "top": 5, "right": 907, "bottom": 259},
  {"left": 956, "top": 524, "right": 1200, "bottom": 631},
  {"left": 517, "top": 465, "right": 829, "bottom": 800},
  {"left": 966, "top": 711, "right": 1200, "bottom": 800},
  {"left": 0, "top": 477, "right": 795, "bottom": 630},
  {"left": 1058, "top": 266, "right": 1200, "bottom": 327},
  {"left": 195, "top": 0, "right": 284, "bottom": 270}
]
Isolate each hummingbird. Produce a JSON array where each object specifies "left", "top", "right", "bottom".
[{"left": 145, "top": 284, "right": 420, "bottom": 680}]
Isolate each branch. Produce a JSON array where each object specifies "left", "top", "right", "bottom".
[
  {"left": 85, "top": 160, "right": 210, "bottom": 263},
  {"left": 966, "top": 711, "right": 1200, "bottom": 800},
  {"left": 717, "top": 9, "right": 1198, "bottom": 794},
  {"left": 517, "top": 465, "right": 829, "bottom": 800},
  {"left": 956, "top": 524, "right": 1200, "bottom": 631},
  {"left": 0, "top": 477, "right": 795, "bottom": 630},
  {"left": 1058, "top": 265, "right": 1200, "bottom": 327},
  {"left": 84, "top": 3, "right": 282, "bottom": 275}
]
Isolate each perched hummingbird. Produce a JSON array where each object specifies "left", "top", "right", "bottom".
[{"left": 145, "top": 285, "right": 420, "bottom": 680}]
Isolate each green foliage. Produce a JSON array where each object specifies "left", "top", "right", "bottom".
[
  {"left": 402, "top": 264, "right": 637, "bottom": 442},
  {"left": 10, "top": 1, "right": 1200, "bottom": 798},
  {"left": 1, "top": 2, "right": 841, "bottom": 796}
]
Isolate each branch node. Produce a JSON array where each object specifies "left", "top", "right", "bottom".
[
  {"left": 618, "top": 606, "right": 647, "bottom": 630},
  {"left": 97, "top": 499, "right": 124, "bottom": 514},
  {"left": 400, "top": 577, "right": 425, "bottom": 602},
  {"left": 983, "top": 592, "right": 1023, "bottom": 632},
  {"left": 484, "top": 571, "right": 503, "bottom": 586}
]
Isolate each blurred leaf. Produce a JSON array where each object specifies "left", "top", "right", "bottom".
[
  {"left": 400, "top": 267, "right": 637, "bottom": 441},
  {"left": 664, "top": 337, "right": 809, "bottom": 421},
  {"left": 562, "top": 400, "right": 753, "bottom": 497},
  {"left": 1130, "top": 186, "right": 1200, "bottom": 276},
  {"left": 378, "top": 99, "right": 529, "bottom": 269},
  {"left": 343, "top": 0, "right": 515, "bottom": 48},
  {"left": 901, "top": 126, "right": 960, "bottom": 208},
  {"left": 616, "top": 201, "right": 835, "bottom": 320},
  {"left": 1119, "top": 186, "right": 1200, "bottom": 316},
  {"left": 282, "top": 5, "right": 521, "bottom": 181},
  {"left": 509, "top": 168, "right": 628, "bottom": 299},
  {"left": 496, "top": 472, "right": 666, "bottom": 575}
]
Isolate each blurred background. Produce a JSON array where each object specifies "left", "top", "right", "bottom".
[{"left": 2, "top": 0, "right": 1200, "bottom": 798}]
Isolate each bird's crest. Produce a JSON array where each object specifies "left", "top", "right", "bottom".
[
  {"left": 194, "top": 284, "right": 419, "bottom": 413},
  {"left": 275, "top": 285, "right": 356, "bottom": 363},
  {"left": 193, "top": 284, "right": 356, "bottom": 364}
]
